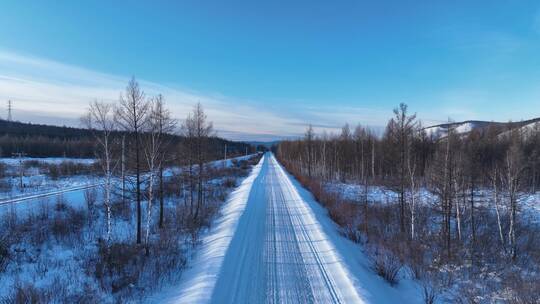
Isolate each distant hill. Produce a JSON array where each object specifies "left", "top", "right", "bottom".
[
  {"left": 0, "top": 119, "right": 94, "bottom": 140},
  {"left": 247, "top": 141, "right": 280, "bottom": 150},
  {"left": 0, "top": 119, "right": 251, "bottom": 159},
  {"left": 422, "top": 118, "right": 540, "bottom": 139}
]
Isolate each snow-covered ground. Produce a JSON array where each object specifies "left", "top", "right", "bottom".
[
  {"left": 0, "top": 176, "right": 96, "bottom": 202},
  {"left": 0, "top": 154, "right": 262, "bottom": 302},
  {"left": 152, "top": 153, "right": 421, "bottom": 303},
  {"left": 0, "top": 157, "right": 95, "bottom": 166},
  {"left": 324, "top": 182, "right": 436, "bottom": 207},
  {"left": 208, "top": 154, "right": 259, "bottom": 168},
  {"left": 325, "top": 182, "right": 540, "bottom": 224},
  {"left": 0, "top": 154, "right": 258, "bottom": 214},
  {"left": 424, "top": 122, "right": 476, "bottom": 139}
]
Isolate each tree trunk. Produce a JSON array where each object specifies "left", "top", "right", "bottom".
[
  {"left": 136, "top": 132, "right": 142, "bottom": 244},
  {"left": 159, "top": 164, "right": 164, "bottom": 228}
]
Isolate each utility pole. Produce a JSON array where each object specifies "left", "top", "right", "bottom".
[
  {"left": 224, "top": 144, "right": 227, "bottom": 160},
  {"left": 12, "top": 152, "right": 27, "bottom": 189},
  {"left": 7, "top": 100, "right": 12, "bottom": 121}
]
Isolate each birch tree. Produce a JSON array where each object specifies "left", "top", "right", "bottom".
[
  {"left": 502, "top": 131, "right": 525, "bottom": 260},
  {"left": 82, "top": 101, "right": 116, "bottom": 246},
  {"left": 143, "top": 96, "right": 167, "bottom": 255}
]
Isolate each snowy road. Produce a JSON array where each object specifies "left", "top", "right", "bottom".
[
  {"left": 155, "top": 153, "right": 417, "bottom": 304},
  {"left": 210, "top": 154, "right": 361, "bottom": 303}
]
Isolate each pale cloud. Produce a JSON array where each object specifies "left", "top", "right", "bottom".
[
  {"left": 0, "top": 50, "right": 315, "bottom": 141},
  {"left": 7, "top": 50, "right": 526, "bottom": 141}
]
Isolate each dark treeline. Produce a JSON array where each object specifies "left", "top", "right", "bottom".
[
  {"left": 0, "top": 119, "right": 250, "bottom": 159},
  {"left": 277, "top": 103, "right": 540, "bottom": 302}
]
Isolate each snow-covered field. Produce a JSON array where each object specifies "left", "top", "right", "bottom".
[
  {"left": 0, "top": 154, "right": 262, "bottom": 302},
  {"left": 0, "top": 158, "right": 98, "bottom": 217},
  {"left": 153, "top": 153, "right": 421, "bottom": 303},
  {"left": 0, "top": 155, "right": 258, "bottom": 213},
  {"left": 0, "top": 157, "right": 95, "bottom": 166}
]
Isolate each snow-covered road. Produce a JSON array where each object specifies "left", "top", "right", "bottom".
[
  {"left": 154, "top": 153, "right": 418, "bottom": 304},
  {"left": 210, "top": 153, "right": 361, "bottom": 303}
]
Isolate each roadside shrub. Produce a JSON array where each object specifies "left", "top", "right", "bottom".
[
  {"left": 238, "top": 160, "right": 249, "bottom": 170},
  {"left": 0, "top": 234, "right": 10, "bottom": 273},
  {"left": 51, "top": 207, "right": 86, "bottom": 242},
  {"left": 95, "top": 241, "right": 143, "bottom": 293},
  {"left": 46, "top": 161, "right": 96, "bottom": 179},
  {"left": 0, "top": 162, "right": 6, "bottom": 178},
  {"left": 111, "top": 198, "right": 131, "bottom": 221},
  {"left": 48, "top": 164, "right": 60, "bottom": 180},
  {"left": 222, "top": 177, "right": 236, "bottom": 188},
  {"left": 84, "top": 187, "right": 97, "bottom": 210},
  {"left": 372, "top": 248, "right": 402, "bottom": 285},
  {"left": 23, "top": 159, "right": 41, "bottom": 169},
  {"left": 0, "top": 178, "right": 10, "bottom": 192},
  {"left": 421, "top": 281, "right": 438, "bottom": 304},
  {"left": 55, "top": 194, "right": 68, "bottom": 212},
  {"left": 11, "top": 282, "right": 45, "bottom": 304},
  {"left": 84, "top": 187, "right": 98, "bottom": 226}
]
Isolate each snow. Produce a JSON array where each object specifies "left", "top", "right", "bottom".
[
  {"left": 521, "top": 193, "right": 540, "bottom": 223},
  {"left": 152, "top": 153, "right": 421, "bottom": 303},
  {"left": 423, "top": 126, "right": 443, "bottom": 138},
  {"left": 208, "top": 154, "right": 259, "bottom": 168},
  {"left": 454, "top": 122, "right": 473, "bottom": 134},
  {"left": 0, "top": 157, "right": 95, "bottom": 166},
  {"left": 423, "top": 122, "right": 478, "bottom": 139},
  {"left": 150, "top": 154, "right": 265, "bottom": 303},
  {"left": 326, "top": 182, "right": 540, "bottom": 224},
  {"left": 0, "top": 154, "right": 263, "bottom": 302},
  {"left": 0, "top": 154, "right": 257, "bottom": 215},
  {"left": 498, "top": 121, "right": 540, "bottom": 139},
  {"left": 325, "top": 182, "right": 436, "bottom": 206},
  {"left": 0, "top": 157, "right": 96, "bottom": 202}
]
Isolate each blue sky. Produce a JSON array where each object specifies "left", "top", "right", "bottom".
[{"left": 1, "top": 1, "right": 540, "bottom": 140}]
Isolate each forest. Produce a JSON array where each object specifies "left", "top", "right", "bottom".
[
  {"left": 277, "top": 103, "right": 540, "bottom": 303},
  {"left": 0, "top": 114, "right": 250, "bottom": 159}
]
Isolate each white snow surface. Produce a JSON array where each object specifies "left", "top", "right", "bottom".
[
  {"left": 151, "top": 153, "right": 420, "bottom": 304},
  {"left": 423, "top": 122, "right": 477, "bottom": 139},
  {"left": 326, "top": 182, "right": 540, "bottom": 224},
  {"left": 0, "top": 157, "right": 95, "bottom": 166}
]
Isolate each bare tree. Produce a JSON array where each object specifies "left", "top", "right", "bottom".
[
  {"left": 387, "top": 103, "right": 417, "bottom": 234},
  {"left": 407, "top": 147, "right": 418, "bottom": 240},
  {"left": 115, "top": 77, "right": 150, "bottom": 244},
  {"left": 427, "top": 125, "right": 457, "bottom": 260},
  {"left": 182, "top": 103, "right": 213, "bottom": 221},
  {"left": 305, "top": 125, "right": 315, "bottom": 178},
  {"left": 489, "top": 165, "right": 505, "bottom": 248},
  {"left": 82, "top": 100, "right": 116, "bottom": 245},
  {"left": 502, "top": 131, "right": 525, "bottom": 260},
  {"left": 142, "top": 96, "right": 170, "bottom": 254},
  {"left": 121, "top": 134, "right": 126, "bottom": 206},
  {"left": 152, "top": 95, "right": 175, "bottom": 229}
]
